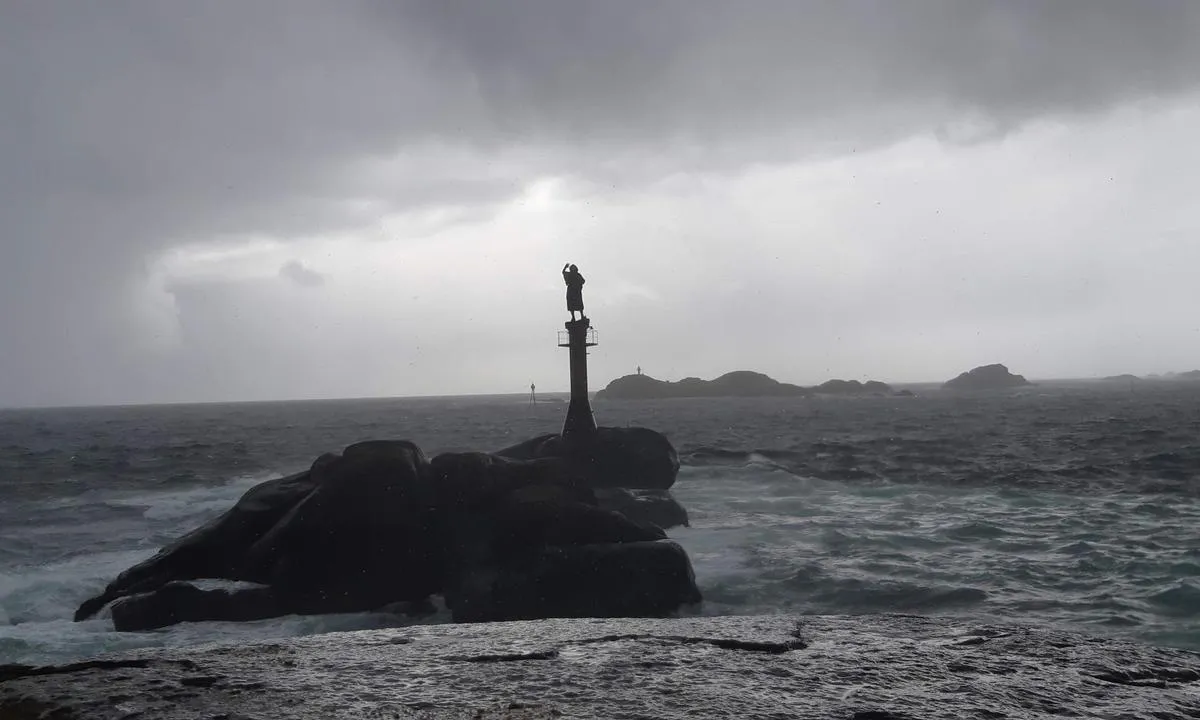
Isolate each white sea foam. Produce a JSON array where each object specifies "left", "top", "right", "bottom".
[{"left": 104, "top": 473, "right": 277, "bottom": 521}]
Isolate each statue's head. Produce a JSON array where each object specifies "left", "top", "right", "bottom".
[{"left": 569, "top": 264, "right": 578, "bottom": 272}]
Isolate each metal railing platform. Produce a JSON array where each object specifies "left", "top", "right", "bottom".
[{"left": 558, "top": 327, "right": 598, "bottom": 347}]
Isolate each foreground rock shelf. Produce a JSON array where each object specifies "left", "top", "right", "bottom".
[{"left": 4, "top": 615, "right": 1199, "bottom": 719}]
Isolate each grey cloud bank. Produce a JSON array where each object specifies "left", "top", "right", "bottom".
[
  {"left": 279, "top": 261, "right": 326, "bottom": 288},
  {"left": 1, "top": 1, "right": 1199, "bottom": 406}
]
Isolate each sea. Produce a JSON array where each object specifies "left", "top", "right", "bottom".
[{"left": 2, "top": 383, "right": 1199, "bottom": 666}]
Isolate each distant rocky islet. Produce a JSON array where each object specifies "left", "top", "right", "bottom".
[
  {"left": 942, "top": 363, "right": 1032, "bottom": 390},
  {"left": 594, "top": 363, "right": 1075, "bottom": 399},
  {"left": 595, "top": 370, "right": 898, "bottom": 400},
  {"left": 1116, "top": 370, "right": 1200, "bottom": 382}
]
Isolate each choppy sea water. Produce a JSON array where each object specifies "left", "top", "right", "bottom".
[{"left": 2, "top": 384, "right": 1199, "bottom": 665}]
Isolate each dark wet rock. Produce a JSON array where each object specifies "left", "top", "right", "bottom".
[
  {"left": 491, "top": 501, "right": 666, "bottom": 556},
  {"left": 0, "top": 659, "right": 151, "bottom": 683},
  {"left": 451, "top": 541, "right": 701, "bottom": 623},
  {"left": 74, "top": 467, "right": 319, "bottom": 621},
  {"left": 8, "top": 615, "right": 1200, "bottom": 719},
  {"left": 440, "top": 490, "right": 667, "bottom": 618},
  {"left": 496, "top": 426, "right": 679, "bottom": 490},
  {"left": 78, "top": 434, "right": 697, "bottom": 632},
  {"left": 248, "top": 440, "right": 439, "bottom": 614},
  {"left": 431, "top": 453, "right": 601, "bottom": 591},
  {"left": 429, "top": 452, "right": 593, "bottom": 509},
  {"left": 595, "top": 487, "right": 689, "bottom": 529},
  {"left": 76, "top": 442, "right": 446, "bottom": 624},
  {"left": 944, "top": 363, "right": 1032, "bottom": 390},
  {"left": 518, "top": 540, "right": 701, "bottom": 618},
  {"left": 110, "top": 583, "right": 285, "bottom": 632}
]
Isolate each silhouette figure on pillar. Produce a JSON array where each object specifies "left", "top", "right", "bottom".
[
  {"left": 559, "top": 263, "right": 596, "bottom": 438},
  {"left": 563, "top": 263, "right": 585, "bottom": 321}
]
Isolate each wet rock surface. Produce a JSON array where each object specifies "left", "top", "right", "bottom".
[
  {"left": 72, "top": 468, "right": 318, "bottom": 621},
  {"left": 110, "top": 583, "right": 284, "bottom": 632},
  {"left": 495, "top": 426, "right": 680, "bottom": 490},
  {"left": 74, "top": 430, "right": 693, "bottom": 630},
  {"left": 3, "top": 615, "right": 1198, "bottom": 719},
  {"left": 594, "top": 488, "right": 689, "bottom": 529}
]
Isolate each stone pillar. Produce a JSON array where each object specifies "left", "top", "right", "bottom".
[{"left": 562, "top": 317, "right": 597, "bottom": 439}]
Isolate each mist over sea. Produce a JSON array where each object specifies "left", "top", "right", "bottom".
[{"left": 2, "top": 383, "right": 1199, "bottom": 665}]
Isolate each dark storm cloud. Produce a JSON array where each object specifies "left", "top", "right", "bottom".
[
  {"left": 1, "top": 0, "right": 1198, "bottom": 405},
  {"left": 279, "top": 260, "right": 326, "bottom": 288},
  {"left": 399, "top": 0, "right": 1200, "bottom": 144}
]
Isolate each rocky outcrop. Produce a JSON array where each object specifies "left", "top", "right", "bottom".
[
  {"left": 434, "top": 453, "right": 680, "bottom": 622},
  {"left": 594, "top": 487, "right": 689, "bottom": 529},
  {"left": 247, "top": 440, "right": 440, "bottom": 615},
  {"left": 72, "top": 467, "right": 319, "bottom": 621},
  {"left": 450, "top": 541, "right": 698, "bottom": 623},
  {"left": 813, "top": 379, "right": 894, "bottom": 395},
  {"left": 944, "top": 364, "right": 1032, "bottom": 390},
  {"left": 5, "top": 615, "right": 1198, "bottom": 719},
  {"left": 495, "top": 426, "right": 680, "bottom": 490},
  {"left": 109, "top": 583, "right": 438, "bottom": 632},
  {"left": 110, "top": 583, "right": 285, "bottom": 632},
  {"left": 74, "top": 430, "right": 698, "bottom": 631}
]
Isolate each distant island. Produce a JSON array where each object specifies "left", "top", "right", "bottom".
[
  {"left": 943, "top": 364, "right": 1032, "bottom": 390},
  {"left": 1100, "top": 370, "right": 1200, "bottom": 383},
  {"left": 594, "top": 371, "right": 894, "bottom": 400},
  {"left": 1101, "top": 374, "right": 1141, "bottom": 383},
  {"left": 813, "top": 379, "right": 894, "bottom": 395}
]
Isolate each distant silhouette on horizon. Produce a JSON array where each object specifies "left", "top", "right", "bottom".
[{"left": 563, "top": 263, "right": 585, "bottom": 321}]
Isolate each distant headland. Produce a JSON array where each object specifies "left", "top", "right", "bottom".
[
  {"left": 594, "top": 371, "right": 894, "bottom": 400},
  {"left": 943, "top": 364, "right": 1032, "bottom": 390},
  {"left": 1101, "top": 370, "right": 1200, "bottom": 383}
]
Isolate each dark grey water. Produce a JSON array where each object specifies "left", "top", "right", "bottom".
[{"left": 2, "top": 383, "right": 1199, "bottom": 664}]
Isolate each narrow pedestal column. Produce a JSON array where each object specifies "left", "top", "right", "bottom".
[{"left": 561, "top": 317, "right": 597, "bottom": 439}]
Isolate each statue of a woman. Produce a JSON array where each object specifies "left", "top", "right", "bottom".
[{"left": 562, "top": 263, "right": 585, "bottom": 321}]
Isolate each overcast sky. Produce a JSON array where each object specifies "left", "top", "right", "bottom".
[{"left": 2, "top": 1, "right": 1199, "bottom": 407}]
